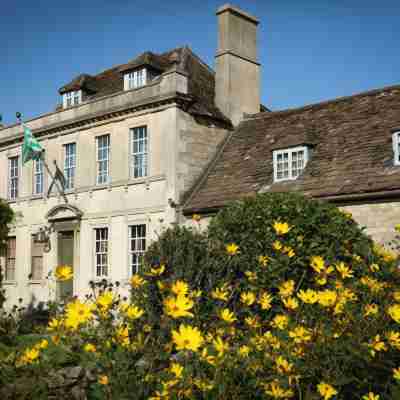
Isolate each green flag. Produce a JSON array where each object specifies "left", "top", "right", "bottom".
[{"left": 22, "top": 123, "right": 43, "bottom": 164}]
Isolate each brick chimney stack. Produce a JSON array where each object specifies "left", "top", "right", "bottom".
[{"left": 215, "top": 4, "right": 261, "bottom": 126}]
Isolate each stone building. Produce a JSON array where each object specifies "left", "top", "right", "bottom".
[
  {"left": 1, "top": 4, "right": 400, "bottom": 307},
  {"left": 0, "top": 4, "right": 263, "bottom": 307}
]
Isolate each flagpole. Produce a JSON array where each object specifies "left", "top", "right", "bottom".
[
  {"left": 41, "top": 155, "right": 69, "bottom": 204},
  {"left": 16, "top": 113, "right": 68, "bottom": 204}
]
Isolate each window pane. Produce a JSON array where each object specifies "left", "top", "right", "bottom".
[
  {"left": 129, "top": 224, "right": 146, "bottom": 274},
  {"left": 131, "top": 127, "right": 148, "bottom": 178},
  {"left": 95, "top": 228, "right": 108, "bottom": 277}
]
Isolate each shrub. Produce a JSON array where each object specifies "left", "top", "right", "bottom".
[
  {"left": 0, "top": 199, "right": 14, "bottom": 309},
  {"left": 2, "top": 193, "right": 400, "bottom": 399}
]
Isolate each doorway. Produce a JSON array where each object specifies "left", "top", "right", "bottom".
[{"left": 57, "top": 231, "right": 74, "bottom": 300}]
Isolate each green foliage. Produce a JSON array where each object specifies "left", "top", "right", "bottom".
[
  {"left": 2, "top": 193, "right": 400, "bottom": 399},
  {"left": 0, "top": 198, "right": 13, "bottom": 309}
]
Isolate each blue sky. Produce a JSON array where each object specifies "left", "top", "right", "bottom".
[{"left": 1, "top": 0, "right": 399, "bottom": 126}]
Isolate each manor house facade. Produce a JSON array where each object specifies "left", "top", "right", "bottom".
[{"left": 1, "top": 4, "right": 400, "bottom": 308}]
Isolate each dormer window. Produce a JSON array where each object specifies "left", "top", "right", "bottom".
[
  {"left": 273, "top": 146, "right": 309, "bottom": 182},
  {"left": 392, "top": 131, "right": 400, "bottom": 165},
  {"left": 124, "top": 68, "right": 147, "bottom": 90},
  {"left": 63, "top": 90, "right": 82, "bottom": 108}
]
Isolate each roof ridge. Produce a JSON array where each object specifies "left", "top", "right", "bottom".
[{"left": 248, "top": 83, "right": 400, "bottom": 120}]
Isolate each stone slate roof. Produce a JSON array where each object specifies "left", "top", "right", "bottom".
[
  {"left": 184, "top": 84, "right": 400, "bottom": 214},
  {"left": 59, "top": 47, "right": 230, "bottom": 124}
]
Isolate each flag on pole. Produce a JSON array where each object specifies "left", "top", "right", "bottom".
[{"left": 22, "top": 123, "right": 43, "bottom": 164}]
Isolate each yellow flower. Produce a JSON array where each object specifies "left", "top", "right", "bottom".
[
  {"left": 393, "top": 291, "right": 400, "bottom": 302},
  {"left": 335, "top": 262, "right": 353, "bottom": 279},
  {"left": 394, "top": 367, "right": 400, "bottom": 381},
  {"left": 51, "top": 335, "right": 61, "bottom": 345},
  {"left": 275, "top": 356, "right": 293, "bottom": 374},
  {"left": 47, "top": 317, "right": 61, "bottom": 331},
  {"left": 273, "top": 240, "right": 283, "bottom": 251},
  {"left": 271, "top": 314, "right": 289, "bottom": 330},
  {"left": 20, "top": 347, "right": 40, "bottom": 365},
  {"left": 368, "top": 335, "right": 387, "bottom": 357},
  {"left": 130, "top": 274, "right": 145, "bottom": 288},
  {"left": 148, "top": 264, "right": 166, "bottom": 276},
  {"left": 283, "top": 246, "right": 295, "bottom": 258},
  {"left": 283, "top": 297, "right": 299, "bottom": 310},
  {"left": 317, "top": 290, "right": 337, "bottom": 307},
  {"left": 310, "top": 256, "right": 325, "bottom": 273},
  {"left": 362, "top": 393, "right": 379, "bottom": 400},
  {"left": 36, "top": 339, "right": 48, "bottom": 350},
  {"left": 279, "top": 280, "right": 295, "bottom": 298},
  {"left": 192, "top": 214, "right": 201, "bottom": 222},
  {"left": 64, "top": 300, "right": 94, "bottom": 330},
  {"left": 240, "top": 291, "right": 256, "bottom": 306},
  {"left": 264, "top": 381, "right": 294, "bottom": 398},
  {"left": 98, "top": 375, "right": 109, "bottom": 385},
  {"left": 226, "top": 243, "right": 239, "bottom": 256},
  {"left": 297, "top": 289, "right": 319, "bottom": 304},
  {"left": 387, "top": 331, "right": 400, "bottom": 349},
  {"left": 164, "top": 294, "right": 194, "bottom": 319},
  {"left": 245, "top": 270, "right": 257, "bottom": 282},
  {"left": 115, "top": 325, "right": 130, "bottom": 346},
  {"left": 171, "top": 324, "right": 204, "bottom": 352},
  {"left": 364, "top": 304, "right": 379, "bottom": 317},
  {"left": 211, "top": 285, "right": 230, "bottom": 301},
  {"left": 170, "top": 362, "right": 184, "bottom": 379},
  {"left": 171, "top": 280, "right": 189, "bottom": 296},
  {"left": 97, "top": 291, "right": 114, "bottom": 310},
  {"left": 84, "top": 343, "right": 97, "bottom": 353},
  {"left": 124, "top": 304, "right": 144, "bottom": 320},
  {"left": 238, "top": 345, "right": 250, "bottom": 357},
  {"left": 245, "top": 316, "right": 261, "bottom": 328},
  {"left": 54, "top": 265, "right": 73, "bottom": 281},
  {"left": 317, "top": 382, "right": 337, "bottom": 400},
  {"left": 213, "top": 336, "right": 229, "bottom": 357},
  {"left": 219, "top": 308, "right": 237, "bottom": 323},
  {"left": 258, "top": 255, "right": 269, "bottom": 267},
  {"left": 369, "top": 263, "right": 380, "bottom": 273},
  {"left": 273, "top": 221, "right": 291, "bottom": 235},
  {"left": 388, "top": 304, "right": 400, "bottom": 323},
  {"left": 258, "top": 292, "right": 273, "bottom": 310},
  {"left": 289, "top": 325, "right": 312, "bottom": 343}
]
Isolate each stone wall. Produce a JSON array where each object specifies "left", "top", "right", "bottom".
[
  {"left": 183, "top": 199, "right": 400, "bottom": 247},
  {"left": 340, "top": 200, "right": 400, "bottom": 246},
  {"left": 177, "top": 109, "right": 229, "bottom": 205}
]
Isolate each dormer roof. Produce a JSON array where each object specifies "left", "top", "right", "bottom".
[{"left": 58, "top": 47, "right": 230, "bottom": 124}]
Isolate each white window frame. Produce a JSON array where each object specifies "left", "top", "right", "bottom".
[
  {"left": 273, "top": 146, "right": 309, "bottom": 182},
  {"left": 8, "top": 156, "right": 19, "bottom": 201},
  {"left": 128, "top": 224, "right": 146, "bottom": 275},
  {"left": 130, "top": 126, "right": 148, "bottom": 179},
  {"left": 124, "top": 68, "right": 147, "bottom": 90},
  {"left": 392, "top": 132, "right": 400, "bottom": 166},
  {"left": 96, "top": 134, "right": 110, "bottom": 185},
  {"left": 33, "top": 158, "right": 44, "bottom": 195},
  {"left": 64, "top": 142, "right": 76, "bottom": 190},
  {"left": 94, "top": 227, "right": 109, "bottom": 278},
  {"left": 63, "top": 90, "right": 82, "bottom": 108},
  {"left": 3, "top": 237, "right": 16, "bottom": 282}
]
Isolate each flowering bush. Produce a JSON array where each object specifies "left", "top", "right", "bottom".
[{"left": 2, "top": 193, "right": 400, "bottom": 399}]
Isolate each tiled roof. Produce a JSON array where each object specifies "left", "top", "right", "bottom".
[
  {"left": 59, "top": 47, "right": 230, "bottom": 124},
  {"left": 183, "top": 84, "right": 400, "bottom": 213}
]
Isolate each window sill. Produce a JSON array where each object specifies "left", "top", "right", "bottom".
[
  {"left": 28, "top": 280, "right": 45, "bottom": 285},
  {"left": 3, "top": 280, "right": 17, "bottom": 286}
]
